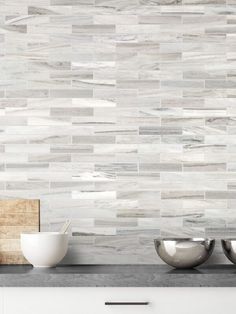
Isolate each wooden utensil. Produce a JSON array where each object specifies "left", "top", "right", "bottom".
[
  {"left": 60, "top": 219, "right": 71, "bottom": 234},
  {"left": 0, "top": 199, "right": 40, "bottom": 264}
]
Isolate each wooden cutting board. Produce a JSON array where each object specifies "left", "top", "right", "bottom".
[{"left": 0, "top": 199, "right": 40, "bottom": 264}]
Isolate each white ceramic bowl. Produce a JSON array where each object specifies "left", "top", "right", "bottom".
[{"left": 21, "top": 232, "right": 69, "bottom": 267}]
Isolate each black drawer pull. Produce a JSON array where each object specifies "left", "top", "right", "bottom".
[{"left": 105, "top": 302, "right": 149, "bottom": 306}]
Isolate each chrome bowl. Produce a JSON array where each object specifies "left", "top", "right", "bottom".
[
  {"left": 221, "top": 239, "right": 236, "bottom": 264},
  {"left": 154, "top": 238, "right": 215, "bottom": 269}
]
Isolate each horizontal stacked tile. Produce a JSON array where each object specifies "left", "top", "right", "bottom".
[{"left": 0, "top": 0, "right": 235, "bottom": 263}]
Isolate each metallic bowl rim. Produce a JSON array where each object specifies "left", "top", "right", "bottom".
[{"left": 154, "top": 238, "right": 214, "bottom": 242}]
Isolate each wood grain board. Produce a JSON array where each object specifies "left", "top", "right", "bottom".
[{"left": 0, "top": 200, "right": 40, "bottom": 264}]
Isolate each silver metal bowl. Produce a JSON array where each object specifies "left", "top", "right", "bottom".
[
  {"left": 154, "top": 238, "right": 215, "bottom": 269},
  {"left": 221, "top": 239, "right": 236, "bottom": 264}
]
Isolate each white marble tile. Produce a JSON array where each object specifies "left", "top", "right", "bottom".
[{"left": 0, "top": 0, "right": 234, "bottom": 264}]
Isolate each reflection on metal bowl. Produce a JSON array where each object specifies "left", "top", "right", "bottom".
[
  {"left": 221, "top": 239, "right": 236, "bottom": 264},
  {"left": 154, "top": 238, "right": 215, "bottom": 269}
]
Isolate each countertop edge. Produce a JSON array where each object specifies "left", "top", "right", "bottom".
[
  {"left": 0, "top": 271, "right": 236, "bottom": 287},
  {"left": 0, "top": 265, "right": 236, "bottom": 288}
]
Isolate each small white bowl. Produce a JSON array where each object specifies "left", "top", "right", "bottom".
[{"left": 21, "top": 232, "right": 69, "bottom": 268}]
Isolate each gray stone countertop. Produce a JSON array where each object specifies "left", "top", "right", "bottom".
[{"left": 0, "top": 265, "right": 236, "bottom": 287}]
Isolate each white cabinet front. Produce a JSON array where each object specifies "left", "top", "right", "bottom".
[{"left": 3, "top": 287, "right": 236, "bottom": 314}]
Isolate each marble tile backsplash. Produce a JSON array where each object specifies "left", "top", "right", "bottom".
[{"left": 0, "top": 0, "right": 235, "bottom": 264}]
